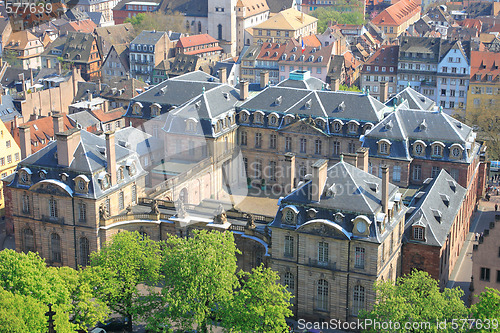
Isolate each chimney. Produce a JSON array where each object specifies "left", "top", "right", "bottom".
[
  {"left": 57, "top": 62, "right": 62, "bottom": 75},
  {"left": 380, "top": 81, "right": 388, "bottom": 103},
  {"left": 105, "top": 131, "right": 117, "bottom": 186},
  {"left": 284, "top": 153, "right": 295, "bottom": 194},
  {"left": 98, "top": 79, "right": 102, "bottom": 93},
  {"left": 260, "top": 70, "right": 269, "bottom": 89},
  {"left": 52, "top": 113, "right": 64, "bottom": 135},
  {"left": 311, "top": 159, "right": 328, "bottom": 202},
  {"left": 56, "top": 128, "right": 81, "bottom": 168},
  {"left": 30, "top": 68, "right": 33, "bottom": 87},
  {"left": 239, "top": 80, "right": 249, "bottom": 100},
  {"left": 103, "top": 100, "right": 108, "bottom": 113},
  {"left": 19, "top": 125, "right": 31, "bottom": 159},
  {"left": 381, "top": 165, "right": 389, "bottom": 216},
  {"left": 356, "top": 147, "right": 369, "bottom": 172},
  {"left": 72, "top": 67, "right": 78, "bottom": 98},
  {"left": 331, "top": 78, "right": 340, "bottom": 91},
  {"left": 46, "top": 58, "right": 51, "bottom": 69},
  {"left": 343, "top": 152, "right": 357, "bottom": 167},
  {"left": 218, "top": 67, "right": 227, "bottom": 84}
]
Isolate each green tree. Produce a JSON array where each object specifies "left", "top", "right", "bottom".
[
  {"left": 311, "top": 7, "right": 365, "bottom": 33},
  {"left": 0, "top": 249, "right": 108, "bottom": 332},
  {"left": 149, "top": 230, "right": 240, "bottom": 332},
  {"left": 471, "top": 287, "right": 500, "bottom": 331},
  {"left": 459, "top": 104, "right": 500, "bottom": 160},
  {"left": 0, "top": 287, "right": 46, "bottom": 333},
  {"left": 221, "top": 265, "right": 293, "bottom": 332},
  {"left": 125, "top": 11, "right": 188, "bottom": 37},
  {"left": 360, "top": 270, "right": 469, "bottom": 332},
  {"left": 89, "top": 231, "right": 162, "bottom": 332},
  {"left": 339, "top": 84, "right": 361, "bottom": 92},
  {"left": 2, "top": 50, "right": 23, "bottom": 68}
]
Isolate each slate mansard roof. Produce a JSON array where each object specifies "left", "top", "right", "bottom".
[
  {"left": 162, "top": 84, "right": 239, "bottom": 138},
  {"left": 238, "top": 85, "right": 389, "bottom": 124},
  {"left": 125, "top": 71, "right": 221, "bottom": 120},
  {"left": 386, "top": 87, "right": 436, "bottom": 110},
  {"left": 10, "top": 130, "right": 145, "bottom": 200},
  {"left": 405, "top": 169, "right": 467, "bottom": 247},
  {"left": 271, "top": 161, "right": 404, "bottom": 244},
  {"left": 363, "top": 107, "right": 477, "bottom": 163}
]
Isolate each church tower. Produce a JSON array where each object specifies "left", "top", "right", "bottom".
[{"left": 207, "top": 0, "right": 237, "bottom": 56}]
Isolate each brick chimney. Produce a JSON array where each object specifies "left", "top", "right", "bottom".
[
  {"left": 284, "top": 152, "right": 295, "bottom": 194},
  {"left": 331, "top": 78, "right": 340, "bottom": 91},
  {"left": 218, "top": 67, "right": 227, "bottom": 84},
  {"left": 19, "top": 125, "right": 31, "bottom": 159},
  {"left": 381, "top": 165, "right": 389, "bottom": 216},
  {"left": 356, "top": 147, "right": 369, "bottom": 172},
  {"left": 260, "top": 70, "right": 269, "bottom": 89},
  {"left": 380, "top": 81, "right": 388, "bottom": 103},
  {"left": 343, "top": 153, "right": 357, "bottom": 167},
  {"left": 239, "top": 80, "right": 249, "bottom": 100},
  {"left": 311, "top": 159, "right": 328, "bottom": 202},
  {"left": 105, "top": 131, "right": 117, "bottom": 186},
  {"left": 52, "top": 114, "right": 64, "bottom": 135},
  {"left": 56, "top": 128, "right": 81, "bottom": 168}
]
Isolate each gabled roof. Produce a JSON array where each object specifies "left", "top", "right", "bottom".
[
  {"left": 102, "top": 44, "right": 130, "bottom": 72},
  {"left": 5, "top": 30, "right": 41, "bottom": 51},
  {"left": 235, "top": 0, "right": 269, "bottom": 18},
  {"left": 405, "top": 169, "right": 467, "bottom": 247},
  {"left": 362, "top": 45, "right": 399, "bottom": 72},
  {"left": 267, "top": 0, "right": 295, "bottom": 13},
  {"left": 386, "top": 87, "right": 435, "bottom": 110},
  {"left": 176, "top": 34, "right": 218, "bottom": 48},
  {"left": 60, "top": 19, "right": 97, "bottom": 34},
  {"left": 131, "top": 30, "right": 167, "bottom": 46},
  {"left": 12, "top": 115, "right": 74, "bottom": 153},
  {"left": 94, "top": 23, "right": 135, "bottom": 53},
  {"left": 158, "top": 0, "right": 208, "bottom": 17},
  {"left": 257, "top": 42, "right": 288, "bottom": 61},
  {"left": 372, "top": 0, "right": 420, "bottom": 26},
  {"left": 253, "top": 8, "right": 317, "bottom": 31},
  {"left": 61, "top": 32, "right": 98, "bottom": 64},
  {"left": 470, "top": 51, "right": 500, "bottom": 81}
]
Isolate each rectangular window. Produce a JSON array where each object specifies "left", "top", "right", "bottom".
[
  {"left": 314, "top": 139, "right": 322, "bottom": 155},
  {"left": 269, "top": 161, "right": 277, "bottom": 181},
  {"left": 480, "top": 267, "right": 490, "bottom": 281},
  {"left": 413, "top": 165, "right": 421, "bottom": 181},
  {"left": 332, "top": 141, "right": 340, "bottom": 156},
  {"left": 459, "top": 90, "right": 465, "bottom": 97},
  {"left": 393, "top": 166, "right": 401, "bottom": 182},
  {"left": 432, "top": 166, "right": 440, "bottom": 178},
  {"left": 6, "top": 140, "right": 10, "bottom": 148},
  {"left": 300, "top": 138, "right": 307, "bottom": 153},
  {"left": 132, "top": 184, "right": 137, "bottom": 204},
  {"left": 348, "top": 142, "right": 356, "bottom": 154},
  {"left": 318, "top": 241, "right": 328, "bottom": 264},
  {"left": 355, "top": 247, "right": 365, "bottom": 269},
  {"left": 414, "top": 227, "right": 423, "bottom": 240},
  {"left": 450, "top": 169, "right": 459, "bottom": 181},
  {"left": 285, "top": 137, "right": 292, "bottom": 152},
  {"left": 450, "top": 90, "right": 455, "bottom": 97},
  {"left": 255, "top": 133, "right": 262, "bottom": 148},
  {"left": 284, "top": 235, "right": 294, "bottom": 257},
  {"left": 78, "top": 202, "right": 86, "bottom": 222},
  {"left": 119, "top": 191, "right": 124, "bottom": 210},
  {"left": 241, "top": 131, "right": 247, "bottom": 146},
  {"left": 270, "top": 134, "right": 277, "bottom": 149},
  {"left": 15, "top": 153, "right": 19, "bottom": 161},
  {"left": 7, "top": 155, "right": 11, "bottom": 164}
]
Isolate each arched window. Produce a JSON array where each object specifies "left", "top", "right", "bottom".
[
  {"left": 51, "top": 233, "right": 61, "bottom": 263},
  {"left": 79, "top": 237, "right": 90, "bottom": 266},
  {"left": 353, "top": 285, "right": 365, "bottom": 316},
  {"left": 284, "top": 272, "right": 294, "bottom": 292},
  {"left": 198, "top": 21, "right": 202, "bottom": 33},
  {"left": 49, "top": 197, "right": 58, "bottom": 218},
  {"left": 23, "top": 228, "right": 34, "bottom": 253},
  {"left": 317, "top": 279, "right": 328, "bottom": 310},
  {"left": 217, "top": 24, "right": 222, "bottom": 40},
  {"left": 432, "top": 144, "right": 443, "bottom": 156}
]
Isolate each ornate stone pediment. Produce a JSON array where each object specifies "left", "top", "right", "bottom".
[
  {"left": 278, "top": 118, "right": 329, "bottom": 136},
  {"left": 297, "top": 219, "right": 351, "bottom": 239},
  {"left": 30, "top": 180, "right": 73, "bottom": 197}
]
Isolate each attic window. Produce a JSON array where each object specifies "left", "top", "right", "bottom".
[
  {"left": 384, "top": 120, "right": 393, "bottom": 130},
  {"left": 431, "top": 209, "right": 442, "bottom": 222},
  {"left": 440, "top": 193, "right": 450, "bottom": 206},
  {"left": 223, "top": 92, "right": 230, "bottom": 100},
  {"left": 275, "top": 96, "right": 282, "bottom": 105},
  {"left": 337, "top": 101, "right": 345, "bottom": 112},
  {"left": 325, "top": 184, "right": 336, "bottom": 197},
  {"left": 418, "top": 119, "right": 427, "bottom": 131},
  {"left": 413, "top": 226, "right": 424, "bottom": 240},
  {"left": 448, "top": 179, "right": 456, "bottom": 192},
  {"left": 305, "top": 99, "right": 312, "bottom": 109},
  {"left": 366, "top": 182, "right": 379, "bottom": 192}
]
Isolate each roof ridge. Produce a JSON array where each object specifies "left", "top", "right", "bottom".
[{"left": 340, "top": 162, "right": 374, "bottom": 213}]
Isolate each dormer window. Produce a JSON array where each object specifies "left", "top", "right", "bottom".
[
  {"left": 99, "top": 173, "right": 110, "bottom": 190},
  {"left": 118, "top": 167, "right": 125, "bottom": 182},
  {"left": 378, "top": 139, "right": 391, "bottom": 155},
  {"left": 269, "top": 114, "right": 278, "bottom": 126},
  {"left": 353, "top": 215, "right": 371, "bottom": 236},
  {"left": 151, "top": 103, "right": 161, "bottom": 117},
  {"left": 74, "top": 175, "right": 90, "bottom": 194},
  {"left": 450, "top": 144, "right": 463, "bottom": 159},
  {"left": 413, "top": 140, "right": 427, "bottom": 156},
  {"left": 284, "top": 115, "right": 293, "bottom": 125},
  {"left": 348, "top": 121, "right": 359, "bottom": 134},
  {"left": 239, "top": 111, "right": 249, "bottom": 122},
  {"left": 282, "top": 206, "right": 298, "bottom": 225},
  {"left": 19, "top": 168, "right": 31, "bottom": 185},
  {"left": 431, "top": 142, "right": 444, "bottom": 157},
  {"left": 254, "top": 111, "right": 265, "bottom": 124},
  {"left": 333, "top": 121, "right": 342, "bottom": 132},
  {"left": 413, "top": 226, "right": 424, "bottom": 240},
  {"left": 132, "top": 102, "right": 143, "bottom": 115}
]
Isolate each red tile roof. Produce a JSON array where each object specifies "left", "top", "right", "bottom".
[
  {"left": 90, "top": 107, "right": 126, "bottom": 123},
  {"left": 302, "top": 35, "right": 321, "bottom": 47},
  {"left": 176, "top": 34, "right": 218, "bottom": 48},
  {"left": 12, "top": 115, "right": 74, "bottom": 154},
  {"left": 372, "top": 0, "right": 421, "bottom": 26},
  {"left": 459, "top": 19, "right": 482, "bottom": 31},
  {"left": 470, "top": 51, "right": 500, "bottom": 81},
  {"left": 65, "top": 19, "right": 97, "bottom": 34},
  {"left": 362, "top": 45, "right": 399, "bottom": 73},
  {"left": 257, "top": 42, "right": 287, "bottom": 61}
]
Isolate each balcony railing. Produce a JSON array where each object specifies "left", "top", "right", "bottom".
[
  {"left": 41, "top": 215, "right": 64, "bottom": 224},
  {"left": 308, "top": 258, "right": 337, "bottom": 270}
]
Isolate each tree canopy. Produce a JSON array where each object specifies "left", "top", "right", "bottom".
[
  {"left": 459, "top": 104, "right": 500, "bottom": 160},
  {"left": 124, "top": 11, "right": 188, "bottom": 37},
  {"left": 89, "top": 231, "right": 162, "bottom": 331},
  {"left": 471, "top": 287, "right": 500, "bottom": 331},
  {"left": 0, "top": 250, "right": 109, "bottom": 332},
  {"left": 310, "top": 7, "right": 365, "bottom": 33},
  {"left": 360, "top": 270, "right": 469, "bottom": 332}
]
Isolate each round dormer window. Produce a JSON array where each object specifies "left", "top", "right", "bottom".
[
  {"left": 452, "top": 147, "right": 460, "bottom": 157},
  {"left": 101, "top": 176, "right": 109, "bottom": 189},
  {"left": 270, "top": 116, "right": 277, "bottom": 125},
  {"left": 129, "top": 163, "right": 136, "bottom": 176},
  {"left": 415, "top": 144, "right": 423, "bottom": 155},
  {"left": 241, "top": 113, "right": 248, "bottom": 122},
  {"left": 39, "top": 171, "right": 46, "bottom": 179},
  {"left": 333, "top": 122, "right": 341, "bottom": 132},
  {"left": 78, "top": 180, "right": 85, "bottom": 191},
  {"left": 285, "top": 210, "right": 294, "bottom": 223},
  {"left": 356, "top": 221, "right": 367, "bottom": 234},
  {"left": 20, "top": 172, "right": 28, "bottom": 183}
]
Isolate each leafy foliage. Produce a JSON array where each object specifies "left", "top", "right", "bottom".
[
  {"left": 221, "top": 265, "right": 293, "bottom": 332},
  {"left": 89, "top": 231, "right": 162, "bottom": 331},
  {"left": 0, "top": 287, "right": 46, "bottom": 333},
  {"left": 2, "top": 50, "right": 23, "bottom": 68},
  {"left": 124, "top": 11, "right": 188, "bottom": 37},
  {"left": 0, "top": 250, "right": 108, "bottom": 332},
  {"left": 310, "top": 7, "right": 365, "bottom": 33},
  {"left": 459, "top": 104, "right": 500, "bottom": 160},
  {"left": 360, "top": 270, "right": 469, "bottom": 332},
  {"left": 339, "top": 84, "right": 361, "bottom": 92},
  {"left": 471, "top": 287, "right": 500, "bottom": 326}
]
